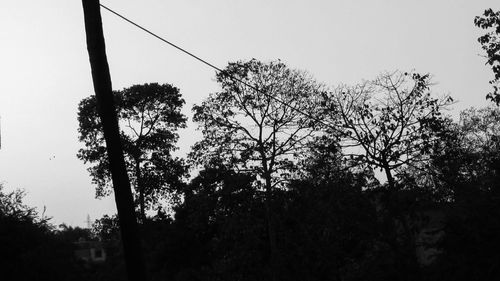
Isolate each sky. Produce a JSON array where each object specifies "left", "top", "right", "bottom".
[{"left": 0, "top": 0, "right": 499, "bottom": 227}]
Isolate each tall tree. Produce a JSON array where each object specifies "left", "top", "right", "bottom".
[
  {"left": 475, "top": 9, "right": 500, "bottom": 105},
  {"left": 191, "top": 59, "right": 325, "bottom": 278},
  {"left": 323, "top": 71, "right": 453, "bottom": 188},
  {"left": 78, "top": 83, "right": 187, "bottom": 221}
]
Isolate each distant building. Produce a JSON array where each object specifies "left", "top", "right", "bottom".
[{"left": 74, "top": 238, "right": 106, "bottom": 263}]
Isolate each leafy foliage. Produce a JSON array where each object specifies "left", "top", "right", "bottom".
[
  {"left": 428, "top": 106, "right": 500, "bottom": 199},
  {"left": 77, "top": 83, "right": 188, "bottom": 219},
  {"left": 475, "top": 9, "right": 500, "bottom": 105}
]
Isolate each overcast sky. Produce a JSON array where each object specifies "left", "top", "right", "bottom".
[{"left": 0, "top": 0, "right": 498, "bottom": 227}]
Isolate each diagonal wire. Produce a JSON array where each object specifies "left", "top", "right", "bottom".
[
  {"left": 99, "top": 3, "right": 337, "bottom": 131},
  {"left": 100, "top": 4, "right": 224, "bottom": 73}
]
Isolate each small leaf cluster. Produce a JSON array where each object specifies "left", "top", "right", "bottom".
[{"left": 475, "top": 9, "right": 500, "bottom": 105}]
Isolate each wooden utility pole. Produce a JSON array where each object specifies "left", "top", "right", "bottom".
[{"left": 81, "top": 1, "right": 146, "bottom": 280}]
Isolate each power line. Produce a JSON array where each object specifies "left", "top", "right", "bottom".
[
  {"left": 100, "top": 4, "right": 224, "bottom": 73},
  {"left": 99, "top": 4, "right": 336, "bottom": 130}
]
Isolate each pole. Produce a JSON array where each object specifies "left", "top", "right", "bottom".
[{"left": 81, "top": 1, "right": 146, "bottom": 280}]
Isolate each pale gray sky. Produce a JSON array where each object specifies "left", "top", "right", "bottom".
[{"left": 0, "top": 0, "right": 498, "bottom": 227}]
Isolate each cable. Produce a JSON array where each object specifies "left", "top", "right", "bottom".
[
  {"left": 99, "top": 3, "right": 335, "bottom": 131},
  {"left": 100, "top": 4, "right": 224, "bottom": 73}
]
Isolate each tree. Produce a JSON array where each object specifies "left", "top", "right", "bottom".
[
  {"left": 475, "top": 9, "right": 500, "bottom": 105},
  {"left": 0, "top": 184, "right": 45, "bottom": 225},
  {"left": 77, "top": 83, "right": 187, "bottom": 221},
  {"left": 92, "top": 214, "right": 121, "bottom": 242},
  {"left": 323, "top": 71, "right": 453, "bottom": 188},
  {"left": 0, "top": 184, "right": 86, "bottom": 281},
  {"left": 424, "top": 107, "right": 500, "bottom": 280},
  {"left": 429, "top": 106, "right": 500, "bottom": 199},
  {"left": 191, "top": 59, "right": 325, "bottom": 278},
  {"left": 191, "top": 59, "right": 324, "bottom": 184}
]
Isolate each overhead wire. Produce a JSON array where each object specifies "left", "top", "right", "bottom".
[
  {"left": 100, "top": 4, "right": 225, "bottom": 74},
  {"left": 99, "top": 3, "right": 337, "bottom": 131}
]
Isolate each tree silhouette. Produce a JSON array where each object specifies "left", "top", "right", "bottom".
[
  {"left": 475, "top": 9, "right": 500, "bottom": 105},
  {"left": 77, "top": 83, "right": 187, "bottom": 220},
  {"left": 0, "top": 184, "right": 88, "bottom": 281},
  {"left": 323, "top": 71, "right": 453, "bottom": 188},
  {"left": 191, "top": 59, "right": 325, "bottom": 278},
  {"left": 429, "top": 106, "right": 500, "bottom": 199}
]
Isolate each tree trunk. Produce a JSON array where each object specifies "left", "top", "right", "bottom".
[
  {"left": 383, "top": 162, "right": 395, "bottom": 189},
  {"left": 259, "top": 147, "right": 279, "bottom": 280},
  {"left": 264, "top": 173, "right": 279, "bottom": 280},
  {"left": 82, "top": 1, "right": 146, "bottom": 280}
]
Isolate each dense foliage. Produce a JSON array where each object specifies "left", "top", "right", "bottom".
[
  {"left": 77, "top": 83, "right": 187, "bottom": 220},
  {"left": 0, "top": 185, "right": 88, "bottom": 281}
]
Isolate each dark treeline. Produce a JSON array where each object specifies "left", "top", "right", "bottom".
[{"left": 1, "top": 8, "right": 500, "bottom": 281}]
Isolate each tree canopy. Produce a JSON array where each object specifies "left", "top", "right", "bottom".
[
  {"left": 323, "top": 71, "right": 453, "bottom": 188},
  {"left": 191, "top": 59, "right": 325, "bottom": 189},
  {"left": 77, "top": 83, "right": 187, "bottom": 220}
]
